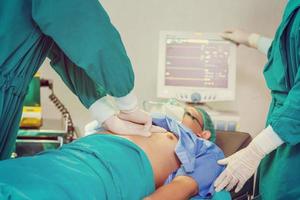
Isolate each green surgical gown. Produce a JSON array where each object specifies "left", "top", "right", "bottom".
[
  {"left": 259, "top": 1, "right": 300, "bottom": 199},
  {"left": 0, "top": 0, "right": 134, "bottom": 159}
]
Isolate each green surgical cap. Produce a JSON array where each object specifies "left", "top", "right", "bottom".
[{"left": 195, "top": 107, "right": 216, "bottom": 143}]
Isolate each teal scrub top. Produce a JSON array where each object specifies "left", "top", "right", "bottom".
[
  {"left": 259, "top": 1, "right": 300, "bottom": 199},
  {"left": 0, "top": 0, "right": 134, "bottom": 159}
]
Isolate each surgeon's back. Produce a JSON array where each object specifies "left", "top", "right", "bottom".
[{"left": 0, "top": 0, "right": 52, "bottom": 160}]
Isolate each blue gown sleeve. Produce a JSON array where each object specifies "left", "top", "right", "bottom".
[
  {"left": 269, "top": 68, "right": 300, "bottom": 145},
  {"left": 32, "top": 0, "right": 134, "bottom": 98},
  {"left": 48, "top": 43, "right": 106, "bottom": 108}
]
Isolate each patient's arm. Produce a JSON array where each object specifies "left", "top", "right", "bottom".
[{"left": 143, "top": 176, "right": 198, "bottom": 200}]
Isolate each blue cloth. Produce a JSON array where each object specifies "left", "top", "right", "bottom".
[{"left": 152, "top": 114, "right": 225, "bottom": 199}]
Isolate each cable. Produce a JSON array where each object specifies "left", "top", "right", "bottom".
[{"left": 40, "top": 79, "right": 75, "bottom": 142}]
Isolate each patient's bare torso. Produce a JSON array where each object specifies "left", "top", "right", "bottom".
[{"left": 110, "top": 132, "right": 180, "bottom": 188}]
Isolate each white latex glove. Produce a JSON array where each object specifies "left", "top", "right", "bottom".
[
  {"left": 114, "top": 90, "right": 155, "bottom": 133},
  {"left": 214, "top": 126, "right": 283, "bottom": 193},
  {"left": 103, "top": 115, "right": 166, "bottom": 137},
  {"left": 89, "top": 96, "right": 116, "bottom": 125},
  {"left": 214, "top": 142, "right": 263, "bottom": 193},
  {"left": 118, "top": 107, "right": 152, "bottom": 129},
  {"left": 85, "top": 119, "right": 167, "bottom": 136},
  {"left": 118, "top": 108, "right": 168, "bottom": 134},
  {"left": 84, "top": 120, "right": 101, "bottom": 136},
  {"left": 103, "top": 115, "right": 152, "bottom": 137},
  {"left": 220, "top": 29, "right": 260, "bottom": 48}
]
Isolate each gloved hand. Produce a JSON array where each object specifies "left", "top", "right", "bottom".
[
  {"left": 89, "top": 96, "right": 117, "bottom": 127},
  {"left": 84, "top": 120, "right": 102, "bottom": 136},
  {"left": 115, "top": 90, "right": 156, "bottom": 133},
  {"left": 118, "top": 108, "right": 168, "bottom": 134},
  {"left": 220, "top": 29, "right": 260, "bottom": 48},
  {"left": 118, "top": 107, "right": 152, "bottom": 129},
  {"left": 103, "top": 115, "right": 165, "bottom": 137},
  {"left": 214, "top": 141, "right": 263, "bottom": 193},
  {"left": 214, "top": 126, "right": 283, "bottom": 193},
  {"left": 89, "top": 92, "right": 167, "bottom": 136}
]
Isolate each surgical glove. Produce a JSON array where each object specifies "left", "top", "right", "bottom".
[
  {"left": 103, "top": 115, "right": 154, "bottom": 137},
  {"left": 84, "top": 120, "right": 101, "bottom": 136},
  {"left": 114, "top": 89, "right": 138, "bottom": 111},
  {"left": 118, "top": 107, "right": 152, "bottom": 130},
  {"left": 89, "top": 96, "right": 116, "bottom": 125},
  {"left": 214, "top": 141, "right": 263, "bottom": 193},
  {"left": 114, "top": 90, "right": 153, "bottom": 130},
  {"left": 220, "top": 29, "right": 260, "bottom": 49},
  {"left": 214, "top": 126, "right": 283, "bottom": 193},
  {"left": 220, "top": 29, "right": 250, "bottom": 46}
]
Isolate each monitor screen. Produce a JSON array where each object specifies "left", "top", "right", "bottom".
[
  {"left": 157, "top": 32, "right": 236, "bottom": 103},
  {"left": 165, "top": 38, "right": 230, "bottom": 88}
]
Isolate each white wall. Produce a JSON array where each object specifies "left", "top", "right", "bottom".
[{"left": 39, "top": 0, "right": 286, "bottom": 136}]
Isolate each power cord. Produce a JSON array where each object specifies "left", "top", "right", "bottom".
[{"left": 40, "top": 79, "right": 75, "bottom": 142}]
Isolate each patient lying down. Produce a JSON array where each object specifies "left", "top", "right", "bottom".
[
  {"left": 116, "top": 106, "right": 224, "bottom": 200},
  {"left": 0, "top": 106, "right": 224, "bottom": 200}
]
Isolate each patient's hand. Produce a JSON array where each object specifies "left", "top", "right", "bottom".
[{"left": 144, "top": 176, "right": 198, "bottom": 200}]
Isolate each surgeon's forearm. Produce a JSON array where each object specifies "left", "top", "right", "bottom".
[{"left": 144, "top": 176, "right": 198, "bottom": 200}]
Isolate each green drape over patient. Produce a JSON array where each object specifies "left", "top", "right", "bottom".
[
  {"left": 0, "top": 135, "right": 154, "bottom": 200},
  {"left": 0, "top": 0, "right": 134, "bottom": 159},
  {"left": 259, "top": 1, "right": 300, "bottom": 199},
  {"left": 0, "top": 134, "right": 231, "bottom": 200}
]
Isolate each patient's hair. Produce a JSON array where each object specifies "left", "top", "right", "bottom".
[{"left": 195, "top": 108, "right": 216, "bottom": 142}]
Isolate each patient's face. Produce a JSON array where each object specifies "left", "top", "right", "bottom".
[{"left": 181, "top": 106, "right": 211, "bottom": 140}]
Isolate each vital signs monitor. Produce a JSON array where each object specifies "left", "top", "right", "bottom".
[{"left": 157, "top": 31, "right": 237, "bottom": 103}]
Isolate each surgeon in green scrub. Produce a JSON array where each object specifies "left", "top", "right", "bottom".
[
  {"left": 0, "top": 0, "right": 156, "bottom": 160},
  {"left": 213, "top": 1, "right": 300, "bottom": 199}
]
